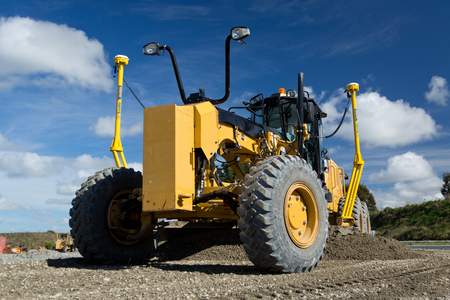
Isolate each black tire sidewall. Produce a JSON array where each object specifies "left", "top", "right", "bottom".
[
  {"left": 71, "top": 168, "right": 154, "bottom": 262},
  {"left": 270, "top": 160, "right": 328, "bottom": 269},
  {"left": 238, "top": 156, "right": 328, "bottom": 272}
]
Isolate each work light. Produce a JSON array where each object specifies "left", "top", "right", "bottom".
[
  {"left": 230, "top": 27, "right": 251, "bottom": 41},
  {"left": 143, "top": 42, "right": 162, "bottom": 56}
]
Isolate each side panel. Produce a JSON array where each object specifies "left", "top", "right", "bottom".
[
  {"left": 194, "top": 102, "right": 219, "bottom": 159},
  {"left": 324, "top": 159, "right": 345, "bottom": 213},
  {"left": 142, "top": 104, "right": 195, "bottom": 212}
]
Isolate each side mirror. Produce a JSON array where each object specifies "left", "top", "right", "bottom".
[
  {"left": 230, "top": 27, "right": 251, "bottom": 41},
  {"left": 143, "top": 42, "right": 162, "bottom": 56}
]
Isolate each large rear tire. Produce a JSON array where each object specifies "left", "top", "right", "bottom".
[
  {"left": 69, "top": 168, "right": 155, "bottom": 263},
  {"left": 238, "top": 155, "right": 328, "bottom": 273}
]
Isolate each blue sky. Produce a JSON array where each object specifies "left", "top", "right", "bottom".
[{"left": 0, "top": 0, "right": 449, "bottom": 232}]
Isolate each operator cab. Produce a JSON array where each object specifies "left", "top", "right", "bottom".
[
  {"left": 226, "top": 86, "right": 327, "bottom": 175},
  {"left": 246, "top": 89, "right": 326, "bottom": 140}
]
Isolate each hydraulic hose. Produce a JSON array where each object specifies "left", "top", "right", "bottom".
[{"left": 324, "top": 98, "right": 350, "bottom": 139}]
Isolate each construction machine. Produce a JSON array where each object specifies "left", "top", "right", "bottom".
[
  {"left": 69, "top": 27, "right": 370, "bottom": 272},
  {"left": 55, "top": 233, "right": 74, "bottom": 252}
]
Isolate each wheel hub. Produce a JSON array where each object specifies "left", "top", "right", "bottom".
[
  {"left": 286, "top": 195, "right": 307, "bottom": 230},
  {"left": 284, "top": 182, "right": 319, "bottom": 248},
  {"left": 107, "top": 188, "right": 143, "bottom": 245}
]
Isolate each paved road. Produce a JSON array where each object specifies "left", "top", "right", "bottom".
[{"left": 408, "top": 244, "right": 450, "bottom": 250}]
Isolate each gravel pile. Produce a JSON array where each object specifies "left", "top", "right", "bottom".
[
  {"left": 158, "top": 228, "right": 245, "bottom": 261},
  {"left": 159, "top": 227, "right": 420, "bottom": 262},
  {"left": 324, "top": 228, "right": 421, "bottom": 260}
]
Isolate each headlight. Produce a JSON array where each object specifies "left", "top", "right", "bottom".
[
  {"left": 230, "top": 27, "right": 251, "bottom": 41},
  {"left": 143, "top": 42, "right": 162, "bottom": 56}
]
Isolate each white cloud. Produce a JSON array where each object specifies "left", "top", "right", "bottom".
[
  {"left": 425, "top": 75, "right": 449, "bottom": 106},
  {"left": 322, "top": 91, "right": 438, "bottom": 147},
  {"left": 321, "top": 88, "right": 346, "bottom": 123},
  {"left": 128, "top": 162, "right": 143, "bottom": 172},
  {"left": 370, "top": 152, "right": 443, "bottom": 207},
  {"left": 0, "top": 17, "right": 112, "bottom": 91},
  {"left": 0, "top": 151, "right": 63, "bottom": 177},
  {"left": 370, "top": 152, "right": 435, "bottom": 183},
  {"left": 72, "top": 154, "right": 112, "bottom": 178},
  {"left": 46, "top": 198, "right": 71, "bottom": 206},
  {"left": 0, "top": 150, "right": 138, "bottom": 229},
  {"left": 0, "top": 150, "right": 115, "bottom": 179},
  {"left": 0, "top": 133, "right": 116, "bottom": 178},
  {"left": 56, "top": 182, "right": 79, "bottom": 196},
  {"left": 0, "top": 133, "right": 144, "bottom": 231},
  {"left": 93, "top": 116, "right": 142, "bottom": 138},
  {"left": 305, "top": 86, "right": 326, "bottom": 102},
  {"left": 0, "top": 195, "right": 21, "bottom": 211},
  {"left": 0, "top": 133, "right": 18, "bottom": 151},
  {"left": 0, "top": 133, "right": 113, "bottom": 179}
]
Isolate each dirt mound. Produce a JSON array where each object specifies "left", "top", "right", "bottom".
[
  {"left": 158, "top": 228, "right": 247, "bottom": 261},
  {"left": 158, "top": 227, "right": 420, "bottom": 262},
  {"left": 324, "top": 228, "right": 421, "bottom": 260}
]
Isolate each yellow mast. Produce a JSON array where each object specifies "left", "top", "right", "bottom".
[
  {"left": 341, "top": 82, "right": 364, "bottom": 225},
  {"left": 110, "top": 55, "right": 129, "bottom": 168}
]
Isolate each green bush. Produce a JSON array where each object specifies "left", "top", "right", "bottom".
[
  {"left": 372, "top": 199, "right": 450, "bottom": 240},
  {"left": 44, "top": 241, "right": 55, "bottom": 250}
]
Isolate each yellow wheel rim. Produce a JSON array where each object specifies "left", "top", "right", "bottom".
[{"left": 283, "top": 182, "right": 319, "bottom": 248}]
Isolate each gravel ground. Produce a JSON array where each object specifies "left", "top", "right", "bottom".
[
  {"left": 1, "top": 232, "right": 449, "bottom": 299},
  {"left": 0, "top": 249, "right": 80, "bottom": 265}
]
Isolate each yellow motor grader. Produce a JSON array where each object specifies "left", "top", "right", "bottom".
[{"left": 70, "top": 27, "right": 369, "bottom": 273}]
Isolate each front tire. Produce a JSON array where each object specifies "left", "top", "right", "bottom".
[
  {"left": 69, "top": 168, "right": 154, "bottom": 263},
  {"left": 238, "top": 155, "right": 328, "bottom": 273}
]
